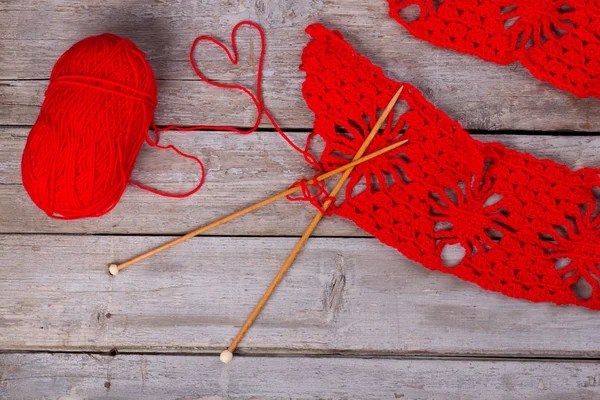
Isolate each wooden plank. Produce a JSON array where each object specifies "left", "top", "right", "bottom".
[
  {"left": 2, "top": 1, "right": 600, "bottom": 130},
  {"left": 2, "top": 353, "right": 600, "bottom": 400},
  {"left": 3, "top": 127, "right": 600, "bottom": 235},
  {"left": 1, "top": 234, "right": 600, "bottom": 356}
]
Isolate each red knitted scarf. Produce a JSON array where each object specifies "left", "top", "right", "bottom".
[
  {"left": 300, "top": 23, "right": 600, "bottom": 310},
  {"left": 388, "top": 0, "right": 600, "bottom": 98}
]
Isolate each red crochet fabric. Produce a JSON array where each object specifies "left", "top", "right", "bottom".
[
  {"left": 300, "top": 23, "right": 600, "bottom": 309},
  {"left": 388, "top": 0, "right": 600, "bottom": 99}
]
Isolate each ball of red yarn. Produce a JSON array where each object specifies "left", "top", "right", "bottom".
[{"left": 21, "top": 33, "right": 158, "bottom": 219}]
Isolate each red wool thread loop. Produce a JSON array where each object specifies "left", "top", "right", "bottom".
[
  {"left": 287, "top": 175, "right": 336, "bottom": 216},
  {"left": 183, "top": 21, "right": 320, "bottom": 170},
  {"left": 22, "top": 21, "right": 316, "bottom": 219}
]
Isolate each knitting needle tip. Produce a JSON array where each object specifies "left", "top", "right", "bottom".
[
  {"left": 108, "top": 264, "right": 119, "bottom": 276},
  {"left": 220, "top": 350, "right": 233, "bottom": 363}
]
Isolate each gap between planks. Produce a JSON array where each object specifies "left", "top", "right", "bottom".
[{"left": 4, "top": 349, "right": 600, "bottom": 363}]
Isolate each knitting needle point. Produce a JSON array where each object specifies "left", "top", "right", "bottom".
[
  {"left": 221, "top": 86, "right": 404, "bottom": 361},
  {"left": 107, "top": 137, "right": 407, "bottom": 275}
]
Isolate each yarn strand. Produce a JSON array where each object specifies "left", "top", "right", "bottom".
[{"left": 132, "top": 21, "right": 320, "bottom": 198}]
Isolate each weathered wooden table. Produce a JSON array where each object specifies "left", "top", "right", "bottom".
[{"left": 2, "top": 1, "right": 600, "bottom": 399}]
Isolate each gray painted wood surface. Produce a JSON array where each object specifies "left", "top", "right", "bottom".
[
  {"left": 2, "top": 353, "right": 600, "bottom": 400},
  {"left": 2, "top": 1, "right": 600, "bottom": 130},
  {"left": 1, "top": 234, "right": 600, "bottom": 357},
  {"left": 2, "top": 128, "right": 600, "bottom": 235},
  {"left": 2, "top": 0, "right": 600, "bottom": 398}
]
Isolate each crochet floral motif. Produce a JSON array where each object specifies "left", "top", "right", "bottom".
[
  {"left": 300, "top": 23, "right": 600, "bottom": 309},
  {"left": 388, "top": 0, "right": 600, "bottom": 98}
]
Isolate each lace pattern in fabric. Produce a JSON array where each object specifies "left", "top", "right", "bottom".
[
  {"left": 300, "top": 23, "right": 600, "bottom": 309},
  {"left": 388, "top": 0, "right": 600, "bottom": 99}
]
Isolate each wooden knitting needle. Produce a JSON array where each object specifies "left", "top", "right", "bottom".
[
  {"left": 108, "top": 137, "right": 407, "bottom": 275},
  {"left": 219, "top": 87, "right": 404, "bottom": 363}
]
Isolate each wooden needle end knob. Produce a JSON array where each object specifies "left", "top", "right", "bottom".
[
  {"left": 108, "top": 264, "right": 119, "bottom": 276},
  {"left": 220, "top": 350, "right": 233, "bottom": 363}
]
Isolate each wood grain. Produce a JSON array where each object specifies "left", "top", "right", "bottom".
[
  {"left": 2, "top": 353, "right": 600, "bottom": 400},
  {"left": 3, "top": 1, "right": 600, "bottom": 396},
  {"left": 1, "top": 234, "right": 599, "bottom": 357},
  {"left": 3, "top": 127, "right": 599, "bottom": 235},
  {"left": 2, "top": 1, "right": 600, "bottom": 130}
]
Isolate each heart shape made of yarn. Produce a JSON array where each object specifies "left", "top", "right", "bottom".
[
  {"left": 186, "top": 21, "right": 319, "bottom": 168},
  {"left": 187, "top": 21, "right": 267, "bottom": 133}
]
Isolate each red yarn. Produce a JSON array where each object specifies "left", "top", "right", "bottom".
[
  {"left": 286, "top": 175, "right": 336, "bottom": 216},
  {"left": 300, "top": 24, "right": 600, "bottom": 310},
  {"left": 22, "top": 22, "right": 314, "bottom": 219},
  {"left": 388, "top": 0, "right": 600, "bottom": 99},
  {"left": 22, "top": 33, "right": 161, "bottom": 219}
]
